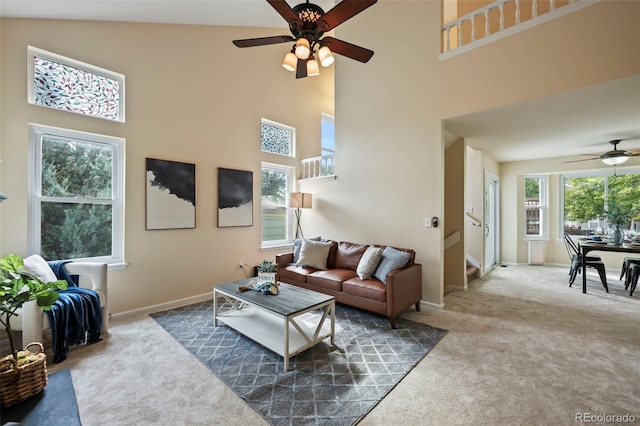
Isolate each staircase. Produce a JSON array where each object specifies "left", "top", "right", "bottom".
[{"left": 466, "top": 264, "right": 479, "bottom": 283}]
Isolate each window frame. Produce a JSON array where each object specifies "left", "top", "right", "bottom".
[
  {"left": 28, "top": 123, "right": 126, "bottom": 266},
  {"left": 27, "top": 45, "right": 126, "bottom": 123},
  {"left": 524, "top": 175, "right": 547, "bottom": 240},
  {"left": 261, "top": 118, "right": 296, "bottom": 158},
  {"left": 260, "top": 162, "right": 295, "bottom": 249}
]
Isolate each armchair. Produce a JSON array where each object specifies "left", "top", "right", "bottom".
[{"left": 9, "top": 261, "right": 109, "bottom": 347}]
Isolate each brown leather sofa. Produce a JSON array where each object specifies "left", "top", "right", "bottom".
[{"left": 276, "top": 241, "right": 422, "bottom": 328}]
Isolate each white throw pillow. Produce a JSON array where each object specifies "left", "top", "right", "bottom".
[
  {"left": 296, "top": 239, "right": 332, "bottom": 270},
  {"left": 22, "top": 254, "right": 58, "bottom": 283},
  {"left": 356, "top": 246, "right": 384, "bottom": 280}
]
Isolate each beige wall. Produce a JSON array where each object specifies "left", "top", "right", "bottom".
[
  {"left": 444, "top": 139, "right": 465, "bottom": 289},
  {"left": 1, "top": 0, "right": 638, "bottom": 313},
  {"left": 465, "top": 146, "right": 483, "bottom": 268},
  {"left": 0, "top": 19, "right": 333, "bottom": 314}
]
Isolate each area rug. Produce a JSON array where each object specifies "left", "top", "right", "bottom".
[
  {"left": 151, "top": 300, "right": 447, "bottom": 425},
  {"left": 1, "top": 368, "right": 81, "bottom": 425}
]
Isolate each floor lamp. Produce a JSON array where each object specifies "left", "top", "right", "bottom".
[{"left": 289, "top": 192, "right": 312, "bottom": 239}]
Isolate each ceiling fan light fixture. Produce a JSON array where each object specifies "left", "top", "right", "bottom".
[
  {"left": 295, "top": 38, "right": 310, "bottom": 60},
  {"left": 282, "top": 52, "right": 297, "bottom": 71},
  {"left": 307, "top": 58, "right": 320, "bottom": 76},
  {"left": 602, "top": 155, "right": 629, "bottom": 166},
  {"left": 318, "top": 46, "right": 334, "bottom": 67}
]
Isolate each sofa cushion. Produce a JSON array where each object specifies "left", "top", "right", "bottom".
[
  {"left": 278, "top": 264, "right": 317, "bottom": 283},
  {"left": 297, "top": 239, "right": 332, "bottom": 270},
  {"left": 374, "top": 246, "right": 412, "bottom": 284},
  {"left": 292, "top": 236, "right": 321, "bottom": 264},
  {"left": 309, "top": 269, "right": 357, "bottom": 292},
  {"left": 356, "top": 246, "right": 384, "bottom": 280},
  {"left": 343, "top": 277, "right": 387, "bottom": 303},
  {"left": 334, "top": 241, "right": 368, "bottom": 271}
]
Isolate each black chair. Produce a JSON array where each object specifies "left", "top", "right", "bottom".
[
  {"left": 619, "top": 257, "right": 640, "bottom": 281},
  {"left": 627, "top": 263, "right": 640, "bottom": 296},
  {"left": 563, "top": 235, "right": 608, "bottom": 291}
]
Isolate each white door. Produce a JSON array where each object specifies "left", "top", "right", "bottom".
[{"left": 484, "top": 171, "right": 500, "bottom": 272}]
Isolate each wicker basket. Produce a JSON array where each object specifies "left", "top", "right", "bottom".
[{"left": 0, "top": 342, "right": 48, "bottom": 408}]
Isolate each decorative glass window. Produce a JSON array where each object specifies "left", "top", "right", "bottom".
[
  {"left": 28, "top": 46, "right": 125, "bottom": 122},
  {"left": 261, "top": 163, "right": 294, "bottom": 247},
  {"left": 261, "top": 119, "right": 295, "bottom": 157},
  {"left": 29, "top": 124, "right": 125, "bottom": 264},
  {"left": 524, "top": 176, "right": 546, "bottom": 238}
]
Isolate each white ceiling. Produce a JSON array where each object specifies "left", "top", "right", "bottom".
[{"left": 2, "top": 0, "right": 639, "bottom": 163}]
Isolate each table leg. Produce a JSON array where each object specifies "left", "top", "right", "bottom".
[
  {"left": 213, "top": 289, "right": 218, "bottom": 327},
  {"left": 284, "top": 318, "right": 290, "bottom": 371},
  {"left": 582, "top": 248, "right": 587, "bottom": 294}
]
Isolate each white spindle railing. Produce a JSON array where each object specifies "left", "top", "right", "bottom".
[
  {"left": 300, "top": 154, "right": 335, "bottom": 179},
  {"left": 441, "top": 0, "right": 596, "bottom": 57}
]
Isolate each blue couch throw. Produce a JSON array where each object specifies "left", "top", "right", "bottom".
[{"left": 46, "top": 261, "right": 103, "bottom": 363}]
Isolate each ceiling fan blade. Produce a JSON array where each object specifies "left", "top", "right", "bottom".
[
  {"left": 233, "top": 35, "right": 295, "bottom": 48},
  {"left": 321, "top": 37, "right": 374, "bottom": 63},
  {"left": 317, "top": 0, "right": 377, "bottom": 32},
  {"left": 564, "top": 157, "right": 600, "bottom": 164},
  {"left": 296, "top": 58, "right": 308, "bottom": 79},
  {"left": 267, "top": 0, "right": 302, "bottom": 26}
]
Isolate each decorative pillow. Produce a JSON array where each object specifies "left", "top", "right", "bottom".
[
  {"left": 22, "top": 254, "right": 58, "bottom": 283},
  {"left": 296, "top": 239, "right": 332, "bottom": 270},
  {"left": 374, "top": 247, "right": 412, "bottom": 284},
  {"left": 356, "top": 246, "right": 384, "bottom": 280},
  {"left": 292, "top": 236, "right": 321, "bottom": 264}
]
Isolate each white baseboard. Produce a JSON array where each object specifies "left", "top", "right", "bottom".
[
  {"left": 420, "top": 299, "right": 444, "bottom": 310},
  {"left": 446, "top": 284, "right": 467, "bottom": 292},
  {"left": 111, "top": 292, "right": 212, "bottom": 319}
]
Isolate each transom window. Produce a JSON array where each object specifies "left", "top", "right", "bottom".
[
  {"left": 28, "top": 46, "right": 125, "bottom": 122},
  {"left": 29, "top": 124, "right": 125, "bottom": 264},
  {"left": 261, "top": 119, "right": 295, "bottom": 157}
]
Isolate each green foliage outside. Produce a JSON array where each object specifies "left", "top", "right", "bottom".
[
  {"left": 40, "top": 137, "right": 113, "bottom": 260},
  {"left": 564, "top": 174, "right": 640, "bottom": 229},
  {"left": 524, "top": 177, "right": 540, "bottom": 199},
  {"left": 261, "top": 169, "right": 286, "bottom": 203}
]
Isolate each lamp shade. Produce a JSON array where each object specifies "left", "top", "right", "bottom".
[
  {"left": 602, "top": 155, "right": 629, "bottom": 166},
  {"left": 289, "top": 192, "right": 312, "bottom": 209},
  {"left": 318, "top": 46, "right": 334, "bottom": 67},
  {"left": 306, "top": 59, "right": 320, "bottom": 76},
  {"left": 294, "top": 38, "right": 310, "bottom": 60},
  {"left": 282, "top": 52, "right": 297, "bottom": 71}
]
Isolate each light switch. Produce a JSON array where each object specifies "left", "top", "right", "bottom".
[{"left": 425, "top": 217, "right": 432, "bottom": 228}]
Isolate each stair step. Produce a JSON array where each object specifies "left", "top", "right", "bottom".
[{"left": 466, "top": 265, "right": 479, "bottom": 282}]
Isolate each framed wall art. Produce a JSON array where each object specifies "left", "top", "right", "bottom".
[
  {"left": 146, "top": 158, "right": 196, "bottom": 230},
  {"left": 218, "top": 167, "right": 253, "bottom": 227}
]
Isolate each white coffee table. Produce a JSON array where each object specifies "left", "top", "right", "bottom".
[{"left": 213, "top": 279, "right": 335, "bottom": 371}]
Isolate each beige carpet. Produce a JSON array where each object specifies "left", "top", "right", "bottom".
[{"left": 47, "top": 265, "right": 640, "bottom": 425}]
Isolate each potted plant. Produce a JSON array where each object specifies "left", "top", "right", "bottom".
[
  {"left": 602, "top": 201, "right": 632, "bottom": 246},
  {"left": 0, "top": 253, "right": 67, "bottom": 407},
  {"left": 257, "top": 259, "right": 277, "bottom": 283}
]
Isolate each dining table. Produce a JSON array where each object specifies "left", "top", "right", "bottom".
[{"left": 579, "top": 239, "right": 640, "bottom": 293}]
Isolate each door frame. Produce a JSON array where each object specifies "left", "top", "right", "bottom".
[{"left": 483, "top": 170, "right": 500, "bottom": 275}]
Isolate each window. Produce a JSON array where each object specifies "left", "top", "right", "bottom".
[
  {"left": 28, "top": 46, "right": 125, "bottom": 122},
  {"left": 261, "top": 119, "right": 295, "bottom": 157},
  {"left": 29, "top": 124, "right": 125, "bottom": 264},
  {"left": 562, "top": 170, "right": 640, "bottom": 236},
  {"left": 261, "top": 163, "right": 294, "bottom": 247},
  {"left": 321, "top": 113, "right": 336, "bottom": 176},
  {"left": 524, "top": 176, "right": 546, "bottom": 238}
]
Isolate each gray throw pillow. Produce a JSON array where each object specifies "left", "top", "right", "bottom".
[
  {"left": 296, "top": 239, "right": 332, "bottom": 270},
  {"left": 356, "top": 246, "right": 384, "bottom": 280},
  {"left": 292, "top": 236, "right": 321, "bottom": 264},
  {"left": 374, "top": 246, "right": 411, "bottom": 284}
]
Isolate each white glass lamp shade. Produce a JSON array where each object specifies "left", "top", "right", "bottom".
[
  {"left": 295, "top": 38, "right": 311, "bottom": 60},
  {"left": 601, "top": 155, "right": 629, "bottom": 166},
  {"left": 318, "top": 46, "right": 334, "bottom": 67},
  {"left": 282, "top": 52, "right": 297, "bottom": 71},
  {"left": 307, "top": 59, "right": 320, "bottom": 76}
]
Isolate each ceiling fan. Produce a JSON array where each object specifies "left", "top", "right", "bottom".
[
  {"left": 232, "top": 0, "right": 376, "bottom": 79},
  {"left": 565, "top": 139, "right": 640, "bottom": 165}
]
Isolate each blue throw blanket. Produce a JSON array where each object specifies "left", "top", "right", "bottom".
[{"left": 46, "top": 261, "right": 103, "bottom": 363}]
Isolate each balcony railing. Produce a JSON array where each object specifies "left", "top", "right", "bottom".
[
  {"left": 441, "top": 0, "right": 598, "bottom": 58},
  {"left": 300, "top": 154, "right": 335, "bottom": 180}
]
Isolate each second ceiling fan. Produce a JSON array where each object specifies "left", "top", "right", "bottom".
[
  {"left": 232, "top": 0, "right": 377, "bottom": 79},
  {"left": 565, "top": 139, "right": 640, "bottom": 165}
]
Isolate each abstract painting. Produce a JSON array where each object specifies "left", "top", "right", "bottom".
[
  {"left": 146, "top": 158, "right": 196, "bottom": 230},
  {"left": 218, "top": 168, "right": 253, "bottom": 227}
]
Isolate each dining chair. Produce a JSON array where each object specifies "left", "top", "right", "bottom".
[
  {"left": 619, "top": 257, "right": 640, "bottom": 281},
  {"left": 563, "top": 234, "right": 608, "bottom": 290},
  {"left": 627, "top": 263, "right": 640, "bottom": 296}
]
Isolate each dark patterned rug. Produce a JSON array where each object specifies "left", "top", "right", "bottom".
[{"left": 151, "top": 300, "right": 447, "bottom": 426}]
